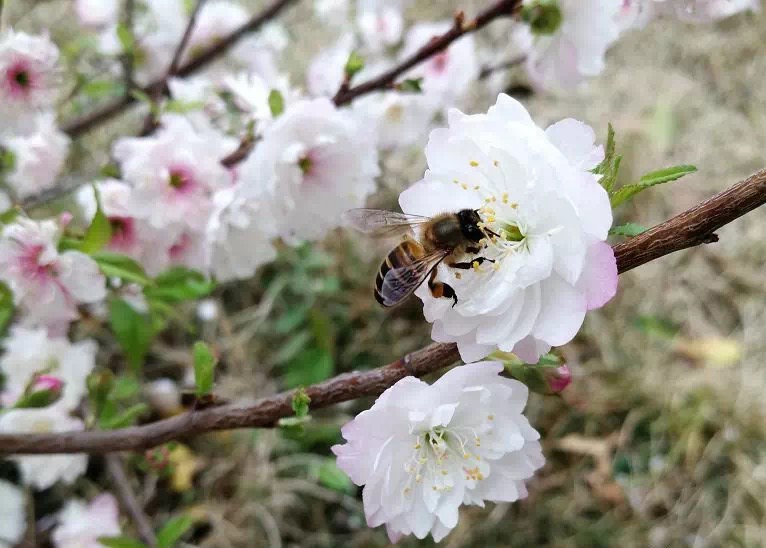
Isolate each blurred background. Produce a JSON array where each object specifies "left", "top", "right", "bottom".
[{"left": 7, "top": 0, "right": 766, "bottom": 546}]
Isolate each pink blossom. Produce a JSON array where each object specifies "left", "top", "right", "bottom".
[
  {"left": 0, "top": 218, "right": 106, "bottom": 330},
  {"left": 547, "top": 364, "right": 572, "bottom": 393}
]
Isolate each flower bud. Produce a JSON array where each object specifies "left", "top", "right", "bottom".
[
  {"left": 521, "top": 0, "right": 563, "bottom": 35},
  {"left": 14, "top": 374, "right": 64, "bottom": 408},
  {"left": 145, "top": 378, "right": 183, "bottom": 417},
  {"left": 546, "top": 364, "right": 572, "bottom": 393}
]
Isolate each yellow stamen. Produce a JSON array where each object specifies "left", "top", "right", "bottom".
[{"left": 469, "top": 160, "right": 479, "bottom": 167}]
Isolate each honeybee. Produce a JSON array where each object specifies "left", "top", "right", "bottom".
[{"left": 344, "top": 208, "right": 497, "bottom": 308}]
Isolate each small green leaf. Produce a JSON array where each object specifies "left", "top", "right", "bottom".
[
  {"left": 111, "top": 376, "right": 141, "bottom": 400},
  {"left": 98, "top": 536, "right": 148, "bottom": 548},
  {"left": 144, "top": 267, "right": 214, "bottom": 302},
  {"left": 100, "top": 163, "right": 121, "bottom": 179},
  {"left": 0, "top": 206, "right": 20, "bottom": 225},
  {"left": 0, "top": 281, "right": 14, "bottom": 335},
  {"left": 609, "top": 222, "right": 647, "bottom": 237},
  {"left": 396, "top": 78, "right": 423, "bottom": 93},
  {"left": 268, "top": 89, "right": 284, "bottom": 117},
  {"left": 291, "top": 388, "right": 311, "bottom": 418},
  {"left": 99, "top": 403, "right": 149, "bottom": 430},
  {"left": 278, "top": 415, "right": 312, "bottom": 428},
  {"left": 610, "top": 165, "right": 697, "bottom": 208},
  {"left": 164, "top": 99, "right": 206, "bottom": 114},
  {"left": 80, "top": 186, "right": 113, "bottom": 254},
  {"left": 156, "top": 515, "right": 194, "bottom": 548},
  {"left": 93, "top": 252, "right": 153, "bottom": 286},
  {"left": 192, "top": 341, "right": 217, "bottom": 397},
  {"left": 314, "top": 459, "right": 352, "bottom": 492},
  {"left": 87, "top": 370, "right": 115, "bottom": 418},
  {"left": 13, "top": 389, "right": 60, "bottom": 409},
  {"left": 109, "top": 298, "right": 153, "bottom": 373},
  {"left": 0, "top": 148, "right": 16, "bottom": 172},
  {"left": 116, "top": 24, "right": 135, "bottom": 55},
  {"left": 344, "top": 51, "right": 365, "bottom": 80}
]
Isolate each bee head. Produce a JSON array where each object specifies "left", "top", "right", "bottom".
[{"left": 458, "top": 209, "right": 485, "bottom": 242}]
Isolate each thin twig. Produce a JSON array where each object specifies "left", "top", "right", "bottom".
[
  {"left": 106, "top": 454, "right": 158, "bottom": 546},
  {"left": 139, "top": 0, "right": 207, "bottom": 136},
  {"left": 478, "top": 54, "right": 526, "bottom": 80},
  {"left": 332, "top": 1, "right": 523, "bottom": 106},
  {"left": 120, "top": 0, "right": 136, "bottom": 91},
  {"left": 59, "top": 0, "right": 299, "bottom": 139},
  {"left": 1, "top": 168, "right": 765, "bottom": 455}
]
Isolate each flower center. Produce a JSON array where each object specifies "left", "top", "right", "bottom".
[
  {"left": 298, "top": 154, "right": 314, "bottom": 175},
  {"left": 401, "top": 423, "right": 488, "bottom": 497},
  {"left": 17, "top": 243, "right": 55, "bottom": 280},
  {"left": 108, "top": 216, "right": 136, "bottom": 250},
  {"left": 5, "top": 61, "right": 34, "bottom": 97}
]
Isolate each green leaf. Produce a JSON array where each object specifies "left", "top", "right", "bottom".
[
  {"left": 100, "top": 163, "right": 121, "bottom": 179},
  {"left": 99, "top": 403, "right": 149, "bottom": 430},
  {"left": 0, "top": 148, "right": 16, "bottom": 172},
  {"left": 164, "top": 99, "right": 205, "bottom": 114},
  {"left": 396, "top": 78, "right": 423, "bottom": 93},
  {"left": 109, "top": 298, "right": 153, "bottom": 373},
  {"left": 0, "top": 206, "right": 20, "bottom": 225},
  {"left": 592, "top": 124, "right": 623, "bottom": 193},
  {"left": 274, "top": 307, "right": 308, "bottom": 334},
  {"left": 284, "top": 348, "right": 333, "bottom": 388},
  {"left": 344, "top": 51, "right": 364, "bottom": 80},
  {"left": 116, "top": 24, "right": 135, "bottom": 55},
  {"left": 314, "top": 459, "right": 352, "bottom": 492},
  {"left": 93, "top": 252, "right": 152, "bottom": 286},
  {"left": 192, "top": 341, "right": 216, "bottom": 397},
  {"left": 82, "top": 79, "right": 125, "bottom": 99},
  {"left": 291, "top": 388, "right": 311, "bottom": 418},
  {"left": 13, "top": 389, "right": 60, "bottom": 409},
  {"left": 609, "top": 222, "right": 647, "bottom": 237},
  {"left": 633, "top": 314, "right": 679, "bottom": 339},
  {"left": 277, "top": 415, "right": 311, "bottom": 428},
  {"left": 593, "top": 124, "right": 615, "bottom": 175},
  {"left": 156, "top": 515, "right": 194, "bottom": 548},
  {"left": 0, "top": 281, "right": 14, "bottom": 336},
  {"left": 80, "top": 186, "right": 113, "bottom": 254},
  {"left": 111, "top": 376, "right": 141, "bottom": 400},
  {"left": 98, "top": 536, "right": 147, "bottom": 548},
  {"left": 144, "top": 267, "right": 214, "bottom": 302},
  {"left": 610, "top": 165, "right": 697, "bottom": 208},
  {"left": 87, "top": 370, "right": 115, "bottom": 418},
  {"left": 268, "top": 89, "right": 284, "bottom": 117}
]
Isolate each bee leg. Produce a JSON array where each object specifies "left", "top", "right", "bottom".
[
  {"left": 428, "top": 269, "right": 458, "bottom": 306},
  {"left": 448, "top": 257, "right": 495, "bottom": 269},
  {"left": 466, "top": 246, "right": 481, "bottom": 254}
]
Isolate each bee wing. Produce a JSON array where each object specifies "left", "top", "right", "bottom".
[
  {"left": 378, "top": 248, "right": 450, "bottom": 308},
  {"left": 343, "top": 208, "right": 431, "bottom": 238}
]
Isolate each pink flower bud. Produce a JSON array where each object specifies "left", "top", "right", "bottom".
[
  {"left": 58, "top": 211, "right": 74, "bottom": 228},
  {"left": 547, "top": 364, "right": 572, "bottom": 393},
  {"left": 32, "top": 374, "right": 64, "bottom": 394}
]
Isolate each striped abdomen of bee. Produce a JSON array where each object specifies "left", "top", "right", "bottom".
[{"left": 374, "top": 239, "right": 456, "bottom": 308}]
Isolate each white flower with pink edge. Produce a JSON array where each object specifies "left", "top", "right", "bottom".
[
  {"left": 113, "top": 114, "right": 236, "bottom": 231},
  {"left": 52, "top": 493, "right": 122, "bottom": 548},
  {"left": 1, "top": 112, "right": 70, "bottom": 200},
  {"left": 521, "top": 0, "right": 622, "bottom": 91},
  {"left": 399, "top": 94, "right": 617, "bottom": 363},
  {"left": 0, "top": 217, "right": 106, "bottom": 332},
  {"left": 239, "top": 98, "right": 379, "bottom": 243},
  {"left": 0, "top": 30, "right": 60, "bottom": 135},
  {"left": 333, "top": 361, "right": 544, "bottom": 543},
  {"left": 0, "top": 408, "right": 88, "bottom": 490}
]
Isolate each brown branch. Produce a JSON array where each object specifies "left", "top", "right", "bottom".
[
  {"left": 1, "top": 168, "right": 765, "bottom": 456},
  {"left": 106, "top": 455, "right": 158, "bottom": 546},
  {"left": 60, "top": 0, "right": 299, "bottom": 139},
  {"left": 139, "top": 0, "right": 207, "bottom": 136},
  {"left": 478, "top": 54, "right": 526, "bottom": 80},
  {"left": 332, "top": 1, "right": 523, "bottom": 106}
]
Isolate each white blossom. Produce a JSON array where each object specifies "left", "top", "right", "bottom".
[
  {"left": 521, "top": 0, "right": 622, "bottom": 91},
  {"left": 306, "top": 33, "right": 354, "bottom": 97},
  {"left": 223, "top": 71, "right": 297, "bottom": 128},
  {"left": 352, "top": 88, "right": 436, "bottom": 151},
  {"left": 356, "top": 0, "right": 405, "bottom": 53},
  {"left": 0, "top": 326, "right": 97, "bottom": 412},
  {"left": 52, "top": 493, "right": 121, "bottom": 548},
  {"left": 400, "top": 22, "right": 479, "bottom": 109},
  {"left": 0, "top": 191, "right": 10, "bottom": 212},
  {"left": 74, "top": 0, "right": 120, "bottom": 29},
  {"left": 184, "top": 1, "right": 248, "bottom": 63},
  {"left": 0, "top": 217, "right": 107, "bottom": 331},
  {"left": 113, "top": 114, "right": 236, "bottom": 231},
  {"left": 239, "top": 98, "right": 379, "bottom": 243},
  {"left": 0, "top": 480, "right": 25, "bottom": 548},
  {"left": 1, "top": 112, "right": 70, "bottom": 200},
  {"left": 205, "top": 187, "right": 277, "bottom": 281},
  {"left": 333, "top": 361, "right": 545, "bottom": 543},
  {"left": 0, "top": 408, "right": 88, "bottom": 490},
  {"left": 399, "top": 94, "right": 617, "bottom": 363},
  {"left": 0, "top": 30, "right": 60, "bottom": 135}
]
